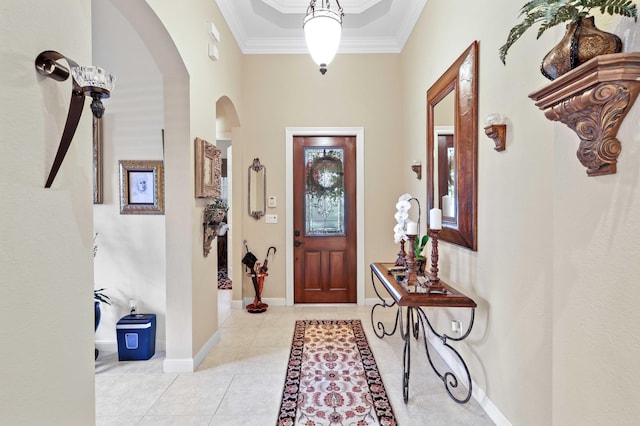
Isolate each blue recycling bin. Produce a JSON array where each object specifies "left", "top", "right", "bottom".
[{"left": 116, "top": 314, "right": 156, "bottom": 361}]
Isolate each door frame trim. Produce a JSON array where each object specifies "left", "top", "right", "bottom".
[{"left": 285, "top": 127, "right": 365, "bottom": 306}]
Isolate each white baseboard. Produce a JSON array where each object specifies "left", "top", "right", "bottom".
[
  {"left": 163, "top": 329, "right": 221, "bottom": 373},
  {"left": 96, "top": 331, "right": 221, "bottom": 373},
  {"left": 234, "top": 298, "right": 388, "bottom": 308},
  {"left": 163, "top": 357, "right": 195, "bottom": 372},
  {"left": 193, "top": 329, "right": 220, "bottom": 369},
  {"left": 241, "top": 297, "right": 286, "bottom": 307},
  {"left": 426, "top": 334, "right": 511, "bottom": 426}
]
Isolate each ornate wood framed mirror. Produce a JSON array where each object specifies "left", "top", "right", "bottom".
[{"left": 427, "top": 41, "right": 478, "bottom": 250}]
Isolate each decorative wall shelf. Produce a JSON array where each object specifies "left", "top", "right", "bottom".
[{"left": 529, "top": 53, "right": 640, "bottom": 176}]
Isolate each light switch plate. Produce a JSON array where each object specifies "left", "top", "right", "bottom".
[
  {"left": 268, "top": 196, "right": 276, "bottom": 208},
  {"left": 266, "top": 214, "right": 278, "bottom": 224}
]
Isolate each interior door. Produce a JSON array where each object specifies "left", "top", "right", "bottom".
[{"left": 293, "top": 136, "right": 356, "bottom": 303}]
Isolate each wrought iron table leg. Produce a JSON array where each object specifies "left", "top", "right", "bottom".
[
  {"left": 400, "top": 306, "right": 412, "bottom": 403},
  {"left": 370, "top": 269, "right": 399, "bottom": 339},
  {"left": 416, "top": 307, "right": 476, "bottom": 404}
]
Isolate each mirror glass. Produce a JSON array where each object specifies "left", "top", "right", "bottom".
[
  {"left": 427, "top": 41, "right": 478, "bottom": 250},
  {"left": 248, "top": 158, "right": 266, "bottom": 219}
]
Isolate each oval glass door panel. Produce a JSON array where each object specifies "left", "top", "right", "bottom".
[{"left": 305, "top": 148, "right": 345, "bottom": 235}]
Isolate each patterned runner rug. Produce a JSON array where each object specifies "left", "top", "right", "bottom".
[{"left": 277, "top": 319, "right": 396, "bottom": 426}]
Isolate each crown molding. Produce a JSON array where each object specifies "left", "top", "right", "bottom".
[
  {"left": 261, "top": 0, "right": 385, "bottom": 14},
  {"left": 216, "top": 0, "right": 426, "bottom": 54}
]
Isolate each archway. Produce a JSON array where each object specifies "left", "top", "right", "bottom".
[
  {"left": 105, "top": 0, "right": 194, "bottom": 371},
  {"left": 215, "top": 96, "right": 240, "bottom": 318}
]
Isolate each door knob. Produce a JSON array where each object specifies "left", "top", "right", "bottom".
[{"left": 294, "top": 240, "right": 304, "bottom": 247}]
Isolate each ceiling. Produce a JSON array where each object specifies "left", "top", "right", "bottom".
[{"left": 215, "top": 0, "right": 428, "bottom": 54}]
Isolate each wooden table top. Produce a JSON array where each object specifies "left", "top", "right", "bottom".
[{"left": 371, "top": 262, "right": 477, "bottom": 308}]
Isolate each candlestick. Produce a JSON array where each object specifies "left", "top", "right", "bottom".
[
  {"left": 427, "top": 229, "right": 446, "bottom": 293},
  {"left": 405, "top": 233, "right": 418, "bottom": 286},
  {"left": 430, "top": 208, "right": 442, "bottom": 230},
  {"left": 395, "top": 240, "right": 407, "bottom": 266}
]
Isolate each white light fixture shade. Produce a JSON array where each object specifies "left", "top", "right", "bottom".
[{"left": 304, "top": 9, "right": 342, "bottom": 73}]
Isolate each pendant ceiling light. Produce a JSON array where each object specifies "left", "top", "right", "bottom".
[{"left": 303, "top": 0, "right": 344, "bottom": 75}]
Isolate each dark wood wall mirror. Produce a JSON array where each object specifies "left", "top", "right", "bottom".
[{"left": 427, "top": 40, "right": 478, "bottom": 250}]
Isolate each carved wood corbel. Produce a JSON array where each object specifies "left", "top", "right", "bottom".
[
  {"left": 203, "top": 223, "right": 220, "bottom": 257},
  {"left": 484, "top": 124, "right": 507, "bottom": 152},
  {"left": 529, "top": 53, "right": 640, "bottom": 176}
]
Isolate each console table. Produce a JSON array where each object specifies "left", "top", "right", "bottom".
[{"left": 369, "top": 262, "right": 477, "bottom": 404}]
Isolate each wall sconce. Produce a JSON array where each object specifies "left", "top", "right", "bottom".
[
  {"left": 411, "top": 160, "right": 422, "bottom": 180},
  {"left": 484, "top": 113, "right": 507, "bottom": 152},
  {"left": 35, "top": 50, "right": 115, "bottom": 188}
]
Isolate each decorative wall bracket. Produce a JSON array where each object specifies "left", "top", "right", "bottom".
[
  {"left": 202, "top": 199, "right": 228, "bottom": 257},
  {"left": 529, "top": 53, "right": 640, "bottom": 177},
  {"left": 484, "top": 124, "right": 506, "bottom": 152},
  {"left": 410, "top": 161, "right": 422, "bottom": 179},
  {"left": 203, "top": 222, "right": 221, "bottom": 257}
]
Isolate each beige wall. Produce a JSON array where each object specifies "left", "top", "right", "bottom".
[
  {"left": 403, "top": 0, "right": 640, "bottom": 425},
  {"left": 552, "top": 15, "right": 640, "bottom": 424},
  {"left": 402, "top": 0, "right": 553, "bottom": 421},
  {"left": 240, "top": 53, "right": 405, "bottom": 300},
  {"left": 0, "top": 0, "right": 95, "bottom": 423}
]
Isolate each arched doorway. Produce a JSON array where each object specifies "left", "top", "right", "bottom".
[{"left": 215, "top": 96, "right": 240, "bottom": 321}]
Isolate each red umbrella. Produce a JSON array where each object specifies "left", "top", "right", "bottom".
[{"left": 259, "top": 246, "right": 277, "bottom": 274}]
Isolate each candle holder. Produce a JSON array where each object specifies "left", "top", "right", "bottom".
[
  {"left": 428, "top": 229, "right": 446, "bottom": 293},
  {"left": 405, "top": 234, "right": 419, "bottom": 286},
  {"left": 395, "top": 239, "right": 407, "bottom": 266}
]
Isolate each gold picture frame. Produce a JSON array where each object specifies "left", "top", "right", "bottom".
[
  {"left": 195, "top": 137, "right": 221, "bottom": 198},
  {"left": 119, "top": 160, "right": 165, "bottom": 215}
]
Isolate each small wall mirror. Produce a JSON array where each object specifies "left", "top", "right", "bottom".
[
  {"left": 427, "top": 41, "right": 478, "bottom": 250},
  {"left": 248, "top": 158, "right": 266, "bottom": 219}
]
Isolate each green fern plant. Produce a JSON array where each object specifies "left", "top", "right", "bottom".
[{"left": 499, "top": 0, "right": 638, "bottom": 64}]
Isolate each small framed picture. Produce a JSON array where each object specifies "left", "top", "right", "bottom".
[
  {"left": 194, "top": 137, "right": 221, "bottom": 198},
  {"left": 119, "top": 160, "right": 164, "bottom": 215}
]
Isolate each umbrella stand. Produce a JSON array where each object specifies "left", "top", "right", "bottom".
[
  {"left": 246, "top": 265, "right": 268, "bottom": 314},
  {"left": 246, "top": 245, "right": 276, "bottom": 314}
]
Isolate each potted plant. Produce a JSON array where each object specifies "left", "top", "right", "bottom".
[
  {"left": 204, "top": 197, "right": 229, "bottom": 225},
  {"left": 414, "top": 234, "right": 429, "bottom": 276},
  {"left": 94, "top": 288, "right": 112, "bottom": 330},
  {"left": 92, "top": 233, "right": 111, "bottom": 330},
  {"left": 499, "top": 0, "right": 637, "bottom": 79},
  {"left": 93, "top": 233, "right": 112, "bottom": 359}
]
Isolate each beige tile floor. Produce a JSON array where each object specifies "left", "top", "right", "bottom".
[{"left": 95, "top": 290, "right": 494, "bottom": 425}]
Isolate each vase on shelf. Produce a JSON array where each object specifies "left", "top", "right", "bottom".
[{"left": 541, "top": 16, "right": 622, "bottom": 80}]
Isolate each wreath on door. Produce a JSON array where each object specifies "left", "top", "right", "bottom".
[{"left": 306, "top": 152, "right": 344, "bottom": 199}]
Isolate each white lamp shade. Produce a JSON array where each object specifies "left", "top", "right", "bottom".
[{"left": 304, "top": 10, "right": 342, "bottom": 67}]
